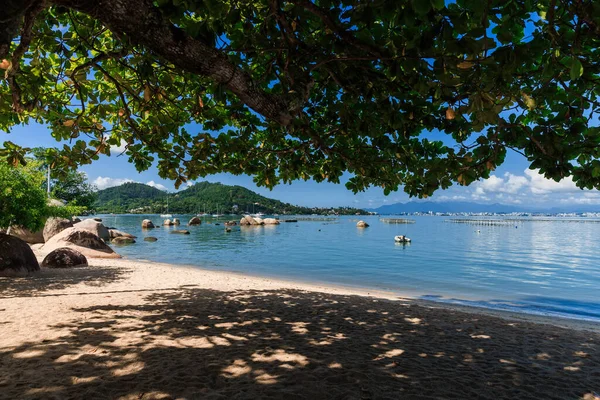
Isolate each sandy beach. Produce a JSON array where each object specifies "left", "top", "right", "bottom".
[{"left": 1, "top": 257, "right": 599, "bottom": 399}]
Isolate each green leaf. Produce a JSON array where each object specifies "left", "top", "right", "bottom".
[
  {"left": 570, "top": 58, "right": 583, "bottom": 80},
  {"left": 430, "top": 0, "right": 445, "bottom": 11}
]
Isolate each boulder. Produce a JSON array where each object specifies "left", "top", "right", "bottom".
[
  {"left": 41, "top": 248, "right": 88, "bottom": 268},
  {"left": 263, "top": 218, "right": 280, "bottom": 225},
  {"left": 225, "top": 221, "right": 237, "bottom": 226},
  {"left": 42, "top": 228, "right": 120, "bottom": 259},
  {"left": 144, "top": 237, "right": 158, "bottom": 242},
  {"left": 163, "top": 219, "right": 174, "bottom": 226},
  {"left": 188, "top": 217, "right": 202, "bottom": 226},
  {"left": 112, "top": 237, "right": 136, "bottom": 245},
  {"left": 254, "top": 217, "right": 264, "bottom": 225},
  {"left": 109, "top": 229, "right": 136, "bottom": 239},
  {"left": 43, "top": 217, "right": 74, "bottom": 242},
  {"left": 240, "top": 215, "right": 260, "bottom": 226},
  {"left": 356, "top": 220, "right": 369, "bottom": 228},
  {"left": 225, "top": 227, "right": 232, "bottom": 233},
  {"left": 142, "top": 219, "right": 155, "bottom": 229},
  {"left": 9, "top": 226, "right": 45, "bottom": 244},
  {"left": 171, "top": 230, "right": 190, "bottom": 235},
  {"left": 93, "top": 218, "right": 103, "bottom": 222},
  {"left": 72, "top": 217, "right": 81, "bottom": 223},
  {"left": 0, "top": 234, "right": 40, "bottom": 276},
  {"left": 73, "top": 219, "right": 110, "bottom": 241},
  {"left": 172, "top": 218, "right": 181, "bottom": 225}
]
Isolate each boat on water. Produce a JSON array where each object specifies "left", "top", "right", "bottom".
[
  {"left": 161, "top": 195, "right": 173, "bottom": 218},
  {"left": 394, "top": 235, "right": 411, "bottom": 243}
]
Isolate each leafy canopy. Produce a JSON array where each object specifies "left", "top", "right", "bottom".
[{"left": 1, "top": 0, "right": 599, "bottom": 197}]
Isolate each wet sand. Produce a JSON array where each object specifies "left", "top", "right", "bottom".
[{"left": 0, "top": 258, "right": 599, "bottom": 399}]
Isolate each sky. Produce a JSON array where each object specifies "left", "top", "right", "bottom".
[{"left": 2, "top": 122, "right": 598, "bottom": 210}]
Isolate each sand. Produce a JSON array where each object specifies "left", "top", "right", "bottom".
[{"left": 1, "top": 257, "right": 599, "bottom": 399}]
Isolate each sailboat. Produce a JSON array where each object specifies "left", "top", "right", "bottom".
[
  {"left": 160, "top": 194, "right": 173, "bottom": 218},
  {"left": 198, "top": 204, "right": 210, "bottom": 217},
  {"left": 212, "top": 204, "right": 224, "bottom": 218}
]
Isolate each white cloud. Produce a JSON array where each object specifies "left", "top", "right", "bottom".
[
  {"left": 92, "top": 176, "right": 134, "bottom": 190},
  {"left": 475, "top": 172, "right": 528, "bottom": 195},
  {"left": 524, "top": 169, "right": 578, "bottom": 194},
  {"left": 146, "top": 180, "right": 168, "bottom": 191}
]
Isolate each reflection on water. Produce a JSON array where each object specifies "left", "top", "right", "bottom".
[{"left": 101, "top": 214, "right": 600, "bottom": 321}]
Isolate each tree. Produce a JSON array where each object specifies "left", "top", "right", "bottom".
[
  {"left": 0, "top": 162, "right": 48, "bottom": 232},
  {"left": 51, "top": 170, "right": 97, "bottom": 208},
  {"left": 1, "top": 1, "right": 599, "bottom": 197}
]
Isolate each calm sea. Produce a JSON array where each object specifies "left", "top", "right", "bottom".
[{"left": 98, "top": 214, "right": 600, "bottom": 322}]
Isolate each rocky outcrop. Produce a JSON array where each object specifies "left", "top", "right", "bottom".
[
  {"left": 9, "top": 226, "right": 45, "bottom": 244},
  {"left": 171, "top": 230, "right": 190, "bottom": 235},
  {"left": 163, "top": 219, "right": 174, "bottom": 226},
  {"left": 42, "top": 228, "right": 120, "bottom": 259},
  {"left": 172, "top": 218, "right": 181, "bottom": 225},
  {"left": 111, "top": 237, "right": 136, "bottom": 245},
  {"left": 0, "top": 234, "right": 40, "bottom": 276},
  {"left": 224, "top": 221, "right": 237, "bottom": 226},
  {"left": 356, "top": 220, "right": 369, "bottom": 228},
  {"left": 73, "top": 219, "right": 110, "bottom": 241},
  {"left": 144, "top": 237, "right": 158, "bottom": 242},
  {"left": 188, "top": 217, "right": 202, "bottom": 226},
  {"left": 142, "top": 219, "right": 155, "bottom": 229},
  {"left": 43, "top": 217, "right": 73, "bottom": 242},
  {"left": 108, "top": 229, "right": 136, "bottom": 239},
  {"left": 41, "top": 248, "right": 88, "bottom": 268},
  {"left": 263, "top": 218, "right": 280, "bottom": 225},
  {"left": 254, "top": 217, "right": 264, "bottom": 225},
  {"left": 240, "top": 215, "right": 262, "bottom": 226}
]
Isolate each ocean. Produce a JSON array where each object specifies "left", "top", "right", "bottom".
[{"left": 98, "top": 214, "right": 600, "bottom": 322}]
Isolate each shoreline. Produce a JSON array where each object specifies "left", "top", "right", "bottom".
[
  {"left": 2, "top": 253, "right": 600, "bottom": 399},
  {"left": 52, "top": 255, "right": 600, "bottom": 333}
]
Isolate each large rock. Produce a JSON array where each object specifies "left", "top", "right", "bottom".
[
  {"left": 254, "top": 217, "right": 264, "bottom": 225},
  {"left": 109, "top": 229, "right": 136, "bottom": 239},
  {"left": 163, "top": 219, "right": 174, "bottom": 226},
  {"left": 112, "top": 237, "right": 136, "bottom": 245},
  {"left": 171, "top": 230, "right": 190, "bottom": 235},
  {"left": 9, "top": 226, "right": 45, "bottom": 244},
  {"left": 43, "top": 217, "right": 73, "bottom": 242},
  {"left": 42, "top": 248, "right": 88, "bottom": 268},
  {"left": 73, "top": 219, "right": 110, "bottom": 241},
  {"left": 188, "top": 217, "right": 202, "bottom": 226},
  {"left": 42, "top": 228, "right": 120, "bottom": 259},
  {"left": 172, "top": 218, "right": 181, "bottom": 225},
  {"left": 263, "top": 218, "right": 280, "bottom": 225},
  {"left": 240, "top": 215, "right": 261, "bottom": 226},
  {"left": 144, "top": 237, "right": 158, "bottom": 242},
  {"left": 356, "top": 220, "right": 369, "bottom": 228},
  {"left": 0, "top": 233, "right": 40, "bottom": 276},
  {"left": 225, "top": 220, "right": 237, "bottom": 226},
  {"left": 142, "top": 219, "right": 155, "bottom": 229}
]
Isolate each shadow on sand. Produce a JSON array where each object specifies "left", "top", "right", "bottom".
[{"left": 1, "top": 285, "right": 599, "bottom": 399}]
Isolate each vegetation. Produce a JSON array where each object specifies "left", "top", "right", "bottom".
[
  {"left": 94, "top": 181, "right": 366, "bottom": 215},
  {"left": 1, "top": 1, "right": 600, "bottom": 197},
  {"left": 0, "top": 162, "right": 86, "bottom": 231},
  {"left": 50, "top": 170, "right": 97, "bottom": 208}
]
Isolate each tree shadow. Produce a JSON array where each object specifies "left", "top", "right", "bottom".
[
  {"left": 1, "top": 288, "right": 599, "bottom": 399},
  {"left": 0, "top": 266, "right": 128, "bottom": 298}
]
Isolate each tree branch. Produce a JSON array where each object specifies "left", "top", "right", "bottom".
[{"left": 53, "top": 0, "right": 294, "bottom": 126}]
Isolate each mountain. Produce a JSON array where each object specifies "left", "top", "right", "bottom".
[
  {"left": 94, "top": 181, "right": 365, "bottom": 215},
  {"left": 371, "top": 201, "right": 525, "bottom": 214}
]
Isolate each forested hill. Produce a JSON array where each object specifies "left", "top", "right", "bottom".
[{"left": 94, "top": 182, "right": 365, "bottom": 215}]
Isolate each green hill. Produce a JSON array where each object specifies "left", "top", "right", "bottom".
[{"left": 93, "top": 181, "right": 366, "bottom": 215}]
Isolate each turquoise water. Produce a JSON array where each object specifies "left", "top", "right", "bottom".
[{"left": 100, "top": 214, "right": 600, "bottom": 322}]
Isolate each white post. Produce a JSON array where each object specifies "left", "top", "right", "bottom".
[{"left": 47, "top": 164, "right": 51, "bottom": 197}]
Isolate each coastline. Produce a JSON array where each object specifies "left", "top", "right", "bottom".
[
  {"left": 91, "top": 257, "right": 600, "bottom": 333},
  {"left": 1, "top": 254, "right": 599, "bottom": 399}
]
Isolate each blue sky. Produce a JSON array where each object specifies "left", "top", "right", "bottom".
[{"left": 2, "top": 123, "right": 597, "bottom": 209}]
